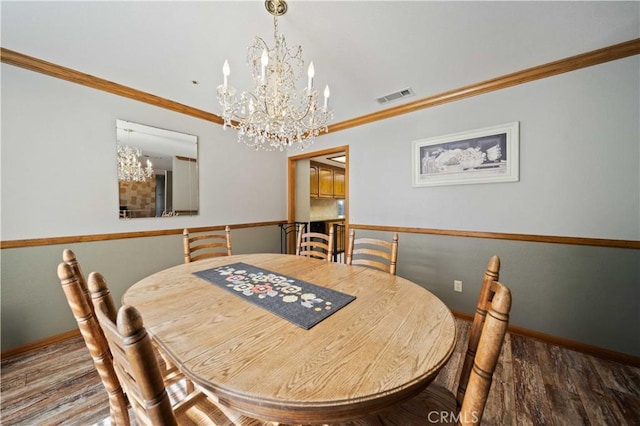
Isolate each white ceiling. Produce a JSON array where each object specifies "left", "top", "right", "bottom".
[{"left": 2, "top": 1, "right": 638, "bottom": 127}]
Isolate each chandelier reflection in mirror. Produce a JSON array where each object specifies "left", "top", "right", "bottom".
[
  {"left": 117, "top": 130, "right": 154, "bottom": 182},
  {"left": 217, "top": 0, "right": 333, "bottom": 151}
]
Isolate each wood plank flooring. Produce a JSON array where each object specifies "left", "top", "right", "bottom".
[{"left": 2, "top": 318, "right": 639, "bottom": 425}]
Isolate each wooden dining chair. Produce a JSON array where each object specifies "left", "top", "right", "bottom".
[
  {"left": 59, "top": 250, "right": 193, "bottom": 423},
  {"left": 345, "top": 230, "right": 399, "bottom": 275},
  {"left": 364, "top": 256, "right": 510, "bottom": 426},
  {"left": 57, "top": 256, "right": 129, "bottom": 426},
  {"left": 62, "top": 251, "right": 191, "bottom": 387},
  {"left": 457, "top": 254, "right": 501, "bottom": 403},
  {"left": 87, "top": 271, "right": 269, "bottom": 426},
  {"left": 296, "top": 223, "right": 334, "bottom": 261},
  {"left": 183, "top": 226, "right": 232, "bottom": 263}
]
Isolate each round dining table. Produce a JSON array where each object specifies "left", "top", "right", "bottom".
[{"left": 122, "top": 253, "right": 456, "bottom": 424}]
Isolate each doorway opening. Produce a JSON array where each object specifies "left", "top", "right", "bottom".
[{"left": 286, "top": 145, "right": 349, "bottom": 258}]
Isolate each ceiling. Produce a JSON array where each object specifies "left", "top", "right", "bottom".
[
  {"left": 2, "top": 1, "right": 638, "bottom": 128},
  {"left": 309, "top": 152, "right": 346, "bottom": 169}
]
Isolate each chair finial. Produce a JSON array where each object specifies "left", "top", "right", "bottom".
[
  {"left": 117, "top": 305, "right": 145, "bottom": 337},
  {"left": 57, "top": 262, "right": 75, "bottom": 281},
  {"left": 62, "top": 248, "right": 76, "bottom": 263}
]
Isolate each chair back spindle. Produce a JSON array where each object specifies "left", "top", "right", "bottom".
[{"left": 62, "top": 249, "right": 89, "bottom": 302}]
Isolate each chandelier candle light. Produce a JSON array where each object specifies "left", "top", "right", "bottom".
[{"left": 217, "top": 0, "right": 333, "bottom": 151}]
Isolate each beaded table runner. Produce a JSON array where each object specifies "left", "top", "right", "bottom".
[{"left": 193, "top": 262, "right": 356, "bottom": 330}]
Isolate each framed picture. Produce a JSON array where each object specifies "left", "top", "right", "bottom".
[{"left": 412, "top": 122, "right": 519, "bottom": 187}]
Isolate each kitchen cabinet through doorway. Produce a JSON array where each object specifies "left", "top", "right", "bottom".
[{"left": 310, "top": 161, "right": 345, "bottom": 199}]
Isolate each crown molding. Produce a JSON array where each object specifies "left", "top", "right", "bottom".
[{"left": 2, "top": 38, "right": 638, "bottom": 131}]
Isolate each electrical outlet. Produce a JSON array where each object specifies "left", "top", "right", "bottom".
[{"left": 454, "top": 280, "right": 463, "bottom": 292}]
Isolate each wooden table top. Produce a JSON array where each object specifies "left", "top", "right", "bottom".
[{"left": 122, "top": 253, "right": 456, "bottom": 424}]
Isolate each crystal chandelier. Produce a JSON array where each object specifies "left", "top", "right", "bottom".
[
  {"left": 217, "top": 0, "right": 333, "bottom": 151},
  {"left": 117, "top": 136, "right": 154, "bottom": 182}
]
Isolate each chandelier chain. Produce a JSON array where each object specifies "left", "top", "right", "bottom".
[{"left": 273, "top": 15, "right": 278, "bottom": 41}]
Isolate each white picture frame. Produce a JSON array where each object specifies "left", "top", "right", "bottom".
[{"left": 412, "top": 122, "right": 519, "bottom": 187}]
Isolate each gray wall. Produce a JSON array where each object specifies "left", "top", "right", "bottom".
[
  {"left": 0, "top": 64, "right": 287, "bottom": 241},
  {"left": 357, "top": 230, "right": 639, "bottom": 357},
  {"left": 1, "top": 227, "right": 281, "bottom": 350},
  {"left": 1, "top": 64, "right": 287, "bottom": 350},
  {"left": 309, "top": 57, "right": 640, "bottom": 357},
  {"left": 2, "top": 43, "right": 638, "bottom": 357},
  {"left": 331, "top": 58, "right": 639, "bottom": 240}
]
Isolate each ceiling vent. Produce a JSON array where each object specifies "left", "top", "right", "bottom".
[{"left": 376, "top": 88, "right": 415, "bottom": 104}]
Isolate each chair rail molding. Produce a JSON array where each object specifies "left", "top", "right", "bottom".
[
  {"left": 2, "top": 222, "right": 638, "bottom": 250},
  {"left": 349, "top": 224, "right": 640, "bottom": 250}
]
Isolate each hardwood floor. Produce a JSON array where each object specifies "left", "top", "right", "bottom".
[{"left": 2, "top": 318, "right": 639, "bottom": 425}]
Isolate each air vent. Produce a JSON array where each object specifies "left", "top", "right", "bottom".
[{"left": 376, "top": 88, "right": 415, "bottom": 104}]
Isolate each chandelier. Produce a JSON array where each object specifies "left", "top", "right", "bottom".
[
  {"left": 217, "top": 0, "right": 333, "bottom": 151},
  {"left": 117, "top": 137, "right": 154, "bottom": 182}
]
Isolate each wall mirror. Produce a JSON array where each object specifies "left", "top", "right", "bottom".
[{"left": 116, "top": 119, "right": 198, "bottom": 219}]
